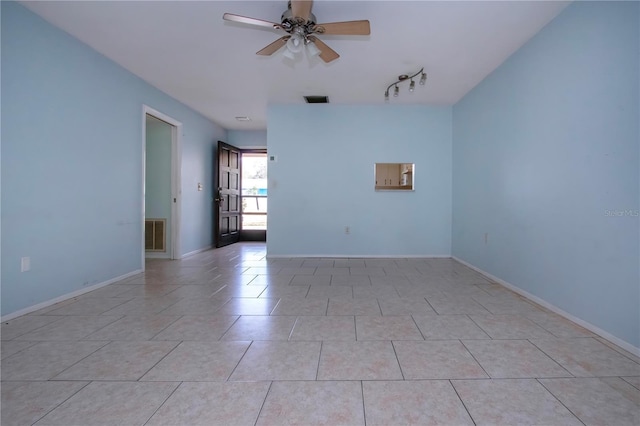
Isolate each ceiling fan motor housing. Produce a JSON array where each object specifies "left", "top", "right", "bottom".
[{"left": 281, "top": 8, "right": 317, "bottom": 33}]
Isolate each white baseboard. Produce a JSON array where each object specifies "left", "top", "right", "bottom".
[
  {"left": 180, "top": 245, "right": 213, "bottom": 259},
  {"left": 1, "top": 269, "right": 142, "bottom": 322},
  {"left": 266, "top": 254, "right": 452, "bottom": 259},
  {"left": 452, "top": 256, "right": 640, "bottom": 358}
]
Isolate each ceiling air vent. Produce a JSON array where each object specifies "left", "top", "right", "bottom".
[{"left": 304, "top": 96, "right": 329, "bottom": 104}]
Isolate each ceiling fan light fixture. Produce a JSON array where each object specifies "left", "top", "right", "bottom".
[
  {"left": 282, "top": 47, "right": 296, "bottom": 60},
  {"left": 306, "top": 39, "right": 321, "bottom": 57},
  {"left": 384, "top": 67, "right": 426, "bottom": 102},
  {"left": 286, "top": 32, "right": 305, "bottom": 53}
]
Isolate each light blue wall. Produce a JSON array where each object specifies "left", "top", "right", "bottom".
[
  {"left": 228, "top": 130, "right": 267, "bottom": 148},
  {"left": 1, "top": 1, "right": 225, "bottom": 316},
  {"left": 145, "top": 116, "right": 172, "bottom": 255},
  {"left": 267, "top": 105, "right": 452, "bottom": 256},
  {"left": 452, "top": 1, "right": 639, "bottom": 347}
]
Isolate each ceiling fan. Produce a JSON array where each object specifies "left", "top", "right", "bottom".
[{"left": 222, "top": 0, "right": 370, "bottom": 63}]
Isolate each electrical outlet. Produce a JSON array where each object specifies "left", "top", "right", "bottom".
[
  {"left": 484, "top": 233, "right": 488, "bottom": 245},
  {"left": 21, "top": 257, "right": 31, "bottom": 272},
  {"left": 345, "top": 226, "right": 350, "bottom": 235}
]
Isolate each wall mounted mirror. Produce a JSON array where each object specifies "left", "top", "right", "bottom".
[{"left": 375, "top": 163, "right": 414, "bottom": 191}]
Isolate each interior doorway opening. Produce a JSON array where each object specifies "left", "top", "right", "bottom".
[
  {"left": 241, "top": 150, "right": 267, "bottom": 242},
  {"left": 142, "top": 105, "right": 182, "bottom": 267}
]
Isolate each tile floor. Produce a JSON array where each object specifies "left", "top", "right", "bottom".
[{"left": 2, "top": 242, "right": 639, "bottom": 425}]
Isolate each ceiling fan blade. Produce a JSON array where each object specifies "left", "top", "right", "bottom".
[
  {"left": 223, "top": 13, "right": 281, "bottom": 30},
  {"left": 256, "top": 36, "right": 290, "bottom": 56},
  {"left": 308, "top": 36, "right": 339, "bottom": 63},
  {"left": 291, "top": 0, "right": 313, "bottom": 22},
  {"left": 314, "top": 20, "right": 371, "bottom": 35}
]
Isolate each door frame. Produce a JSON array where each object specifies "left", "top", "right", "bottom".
[{"left": 141, "top": 105, "right": 183, "bottom": 270}]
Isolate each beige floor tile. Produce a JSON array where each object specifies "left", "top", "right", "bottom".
[
  {"left": 327, "top": 298, "right": 381, "bottom": 315},
  {"left": 3, "top": 243, "right": 637, "bottom": 426},
  {"left": 1, "top": 315, "right": 64, "bottom": 340},
  {"left": 540, "top": 377, "right": 640, "bottom": 425},
  {"left": 531, "top": 338, "right": 640, "bottom": 377},
  {"left": 463, "top": 339, "right": 572, "bottom": 378},
  {"left": 355, "top": 315, "right": 423, "bottom": 340},
  {"left": 378, "top": 297, "right": 436, "bottom": 315},
  {"left": 1, "top": 381, "right": 88, "bottom": 426},
  {"left": 257, "top": 381, "right": 364, "bottom": 426},
  {"left": 349, "top": 267, "right": 386, "bottom": 276},
  {"left": 270, "top": 298, "right": 328, "bottom": 315},
  {"left": 152, "top": 315, "right": 238, "bottom": 340},
  {"left": 221, "top": 315, "right": 298, "bottom": 341},
  {"left": 15, "top": 315, "right": 122, "bottom": 341},
  {"left": 363, "top": 380, "right": 474, "bottom": 425},
  {"left": 452, "top": 379, "right": 583, "bottom": 425},
  {"left": 215, "top": 297, "right": 280, "bottom": 315},
  {"left": 425, "top": 296, "right": 491, "bottom": 314},
  {"left": 147, "top": 381, "right": 271, "bottom": 426},
  {"left": 165, "top": 284, "right": 224, "bottom": 298},
  {"left": 1, "top": 341, "right": 108, "bottom": 380},
  {"left": 314, "top": 267, "right": 350, "bottom": 275},
  {"left": 370, "top": 275, "right": 410, "bottom": 286},
  {"left": 290, "top": 316, "right": 356, "bottom": 341},
  {"left": 34, "top": 381, "right": 177, "bottom": 426},
  {"left": 101, "top": 295, "right": 182, "bottom": 316},
  {"left": 333, "top": 259, "right": 366, "bottom": 267},
  {"left": 53, "top": 341, "right": 178, "bottom": 380},
  {"left": 84, "top": 314, "right": 180, "bottom": 340},
  {"left": 623, "top": 376, "right": 640, "bottom": 390},
  {"left": 229, "top": 341, "right": 321, "bottom": 381},
  {"left": 317, "top": 341, "right": 403, "bottom": 380},
  {"left": 330, "top": 275, "right": 372, "bottom": 286},
  {"left": 290, "top": 275, "right": 331, "bottom": 286},
  {"left": 353, "top": 285, "right": 399, "bottom": 299},
  {"left": 0, "top": 340, "right": 37, "bottom": 359},
  {"left": 279, "top": 267, "right": 317, "bottom": 276},
  {"left": 141, "top": 341, "right": 250, "bottom": 381},
  {"left": 524, "top": 311, "right": 596, "bottom": 338},
  {"left": 306, "top": 286, "right": 353, "bottom": 299},
  {"left": 157, "top": 296, "right": 230, "bottom": 315},
  {"left": 258, "top": 285, "right": 310, "bottom": 298},
  {"left": 413, "top": 314, "right": 490, "bottom": 339},
  {"left": 394, "top": 340, "right": 488, "bottom": 379},
  {"left": 242, "top": 266, "right": 282, "bottom": 275},
  {"left": 303, "top": 259, "right": 337, "bottom": 268},
  {"left": 248, "top": 275, "right": 294, "bottom": 286},
  {"left": 469, "top": 314, "right": 556, "bottom": 339},
  {"left": 212, "top": 284, "right": 267, "bottom": 298},
  {"left": 44, "top": 297, "right": 132, "bottom": 316}
]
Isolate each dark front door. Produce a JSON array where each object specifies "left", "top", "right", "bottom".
[{"left": 215, "top": 141, "right": 241, "bottom": 247}]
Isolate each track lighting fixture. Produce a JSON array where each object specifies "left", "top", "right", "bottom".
[{"left": 384, "top": 67, "right": 427, "bottom": 101}]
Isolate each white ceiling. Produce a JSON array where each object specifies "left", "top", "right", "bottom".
[{"left": 22, "top": 0, "right": 570, "bottom": 130}]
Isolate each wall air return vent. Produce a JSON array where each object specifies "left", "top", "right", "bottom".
[
  {"left": 145, "top": 219, "right": 166, "bottom": 252},
  {"left": 304, "top": 96, "right": 329, "bottom": 104}
]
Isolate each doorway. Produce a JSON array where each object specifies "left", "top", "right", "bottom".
[
  {"left": 214, "top": 142, "right": 267, "bottom": 247},
  {"left": 241, "top": 150, "right": 267, "bottom": 242},
  {"left": 142, "top": 106, "right": 182, "bottom": 267}
]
